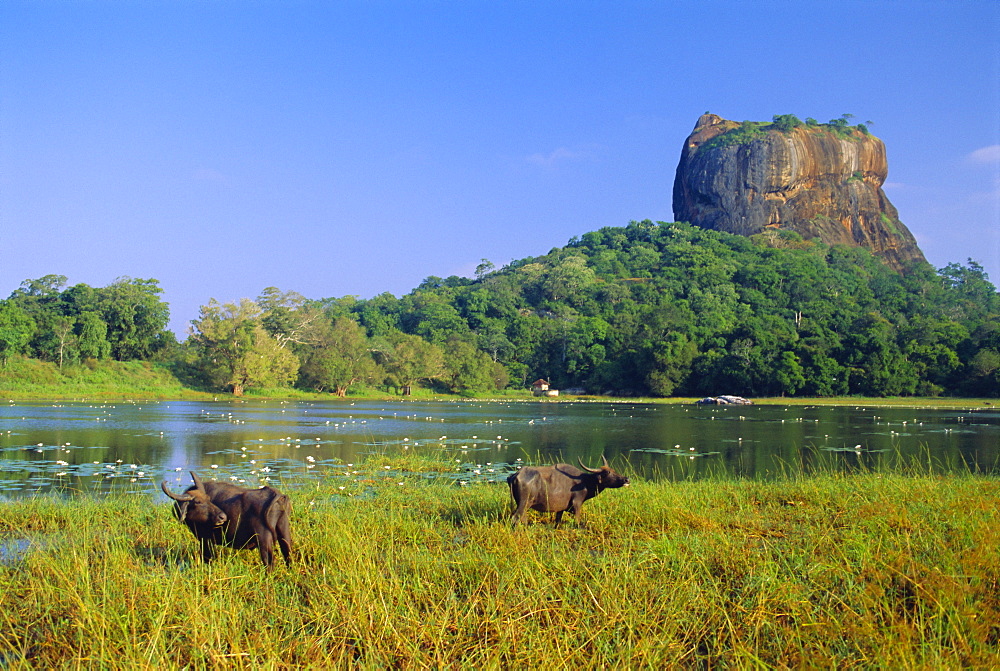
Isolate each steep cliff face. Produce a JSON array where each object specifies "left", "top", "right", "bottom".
[{"left": 672, "top": 113, "right": 926, "bottom": 272}]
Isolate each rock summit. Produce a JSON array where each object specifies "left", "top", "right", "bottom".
[{"left": 672, "top": 113, "right": 926, "bottom": 272}]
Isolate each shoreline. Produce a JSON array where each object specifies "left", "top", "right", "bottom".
[{"left": 2, "top": 388, "right": 996, "bottom": 410}]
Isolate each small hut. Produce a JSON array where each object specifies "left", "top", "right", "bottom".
[{"left": 531, "top": 379, "right": 559, "bottom": 397}]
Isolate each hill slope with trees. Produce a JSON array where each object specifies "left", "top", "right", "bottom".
[
  {"left": 332, "top": 221, "right": 996, "bottom": 397},
  {"left": 2, "top": 222, "right": 998, "bottom": 398}
]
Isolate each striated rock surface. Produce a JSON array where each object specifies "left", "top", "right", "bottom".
[{"left": 672, "top": 113, "right": 926, "bottom": 272}]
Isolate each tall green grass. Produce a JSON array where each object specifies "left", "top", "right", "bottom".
[{"left": 0, "top": 459, "right": 997, "bottom": 667}]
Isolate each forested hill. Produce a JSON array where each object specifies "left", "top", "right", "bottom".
[
  {"left": 338, "top": 220, "right": 998, "bottom": 397},
  {"left": 2, "top": 221, "right": 998, "bottom": 398}
]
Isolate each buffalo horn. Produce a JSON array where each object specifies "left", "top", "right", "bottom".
[
  {"left": 578, "top": 457, "right": 603, "bottom": 473},
  {"left": 161, "top": 480, "right": 193, "bottom": 502},
  {"left": 191, "top": 471, "right": 205, "bottom": 491}
]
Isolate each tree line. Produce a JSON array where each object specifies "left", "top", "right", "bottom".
[
  {"left": 0, "top": 275, "right": 172, "bottom": 367},
  {"left": 2, "top": 221, "right": 998, "bottom": 398}
]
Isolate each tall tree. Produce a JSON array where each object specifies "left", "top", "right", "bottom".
[
  {"left": 372, "top": 330, "right": 445, "bottom": 395},
  {"left": 645, "top": 333, "right": 698, "bottom": 397},
  {"left": 98, "top": 277, "right": 170, "bottom": 360},
  {"left": 256, "top": 287, "right": 325, "bottom": 351},
  {"left": 75, "top": 311, "right": 112, "bottom": 361},
  {"left": 0, "top": 301, "right": 36, "bottom": 364},
  {"left": 443, "top": 336, "right": 508, "bottom": 394},
  {"left": 300, "top": 317, "right": 379, "bottom": 396},
  {"left": 189, "top": 298, "right": 298, "bottom": 396},
  {"left": 11, "top": 275, "right": 68, "bottom": 299}
]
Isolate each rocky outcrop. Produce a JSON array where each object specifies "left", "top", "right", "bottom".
[{"left": 672, "top": 113, "right": 927, "bottom": 272}]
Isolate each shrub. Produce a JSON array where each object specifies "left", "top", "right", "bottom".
[{"left": 771, "top": 114, "right": 803, "bottom": 132}]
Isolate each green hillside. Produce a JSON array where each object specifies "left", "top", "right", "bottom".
[
  {"left": 2, "top": 221, "right": 998, "bottom": 398},
  {"left": 339, "top": 221, "right": 998, "bottom": 397}
]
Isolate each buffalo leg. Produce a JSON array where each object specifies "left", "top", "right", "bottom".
[
  {"left": 256, "top": 528, "right": 275, "bottom": 569},
  {"left": 509, "top": 479, "right": 529, "bottom": 527},
  {"left": 265, "top": 494, "right": 292, "bottom": 566},
  {"left": 510, "top": 500, "right": 529, "bottom": 527},
  {"left": 277, "top": 518, "right": 293, "bottom": 566},
  {"left": 553, "top": 510, "right": 564, "bottom": 528}
]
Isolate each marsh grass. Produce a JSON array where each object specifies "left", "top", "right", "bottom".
[{"left": 0, "top": 457, "right": 997, "bottom": 668}]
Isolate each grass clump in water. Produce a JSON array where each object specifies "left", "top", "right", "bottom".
[{"left": 0, "top": 463, "right": 997, "bottom": 667}]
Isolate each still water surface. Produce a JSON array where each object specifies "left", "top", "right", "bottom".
[{"left": 0, "top": 399, "right": 996, "bottom": 498}]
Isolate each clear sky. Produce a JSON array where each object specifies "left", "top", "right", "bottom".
[{"left": 2, "top": 1, "right": 998, "bottom": 335}]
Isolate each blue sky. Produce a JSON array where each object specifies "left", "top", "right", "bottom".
[{"left": 2, "top": 1, "right": 998, "bottom": 335}]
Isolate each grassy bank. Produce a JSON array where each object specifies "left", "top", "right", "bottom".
[
  {"left": 2, "top": 356, "right": 997, "bottom": 407},
  {"left": 0, "top": 358, "right": 210, "bottom": 401},
  {"left": 750, "top": 396, "right": 998, "bottom": 409},
  {"left": 1, "top": 458, "right": 997, "bottom": 668}
]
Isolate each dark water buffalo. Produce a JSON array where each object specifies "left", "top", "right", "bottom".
[
  {"left": 161, "top": 471, "right": 292, "bottom": 569},
  {"left": 507, "top": 456, "right": 630, "bottom": 528}
]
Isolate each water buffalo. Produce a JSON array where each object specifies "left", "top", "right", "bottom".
[
  {"left": 507, "top": 456, "right": 630, "bottom": 528},
  {"left": 161, "top": 471, "right": 292, "bottom": 569}
]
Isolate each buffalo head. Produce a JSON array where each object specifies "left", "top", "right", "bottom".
[
  {"left": 161, "top": 471, "right": 228, "bottom": 528},
  {"left": 577, "top": 455, "right": 630, "bottom": 490}
]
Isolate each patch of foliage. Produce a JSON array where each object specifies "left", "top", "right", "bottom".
[
  {"left": 4, "top": 219, "right": 998, "bottom": 400},
  {"left": 701, "top": 113, "right": 873, "bottom": 151},
  {"left": 332, "top": 221, "right": 998, "bottom": 398},
  {"left": 879, "top": 212, "right": 902, "bottom": 237},
  {"left": 700, "top": 120, "right": 772, "bottom": 150},
  {"left": 771, "top": 113, "right": 804, "bottom": 132},
  {"left": 0, "top": 275, "right": 173, "bottom": 367}
]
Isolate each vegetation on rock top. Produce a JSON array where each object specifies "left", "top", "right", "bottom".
[{"left": 700, "top": 113, "right": 872, "bottom": 151}]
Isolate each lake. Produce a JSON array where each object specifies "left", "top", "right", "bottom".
[{"left": 1, "top": 399, "right": 997, "bottom": 497}]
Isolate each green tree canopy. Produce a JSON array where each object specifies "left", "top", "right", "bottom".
[
  {"left": 300, "top": 316, "right": 379, "bottom": 396},
  {"left": 189, "top": 298, "right": 298, "bottom": 396},
  {"left": 0, "top": 301, "right": 36, "bottom": 364}
]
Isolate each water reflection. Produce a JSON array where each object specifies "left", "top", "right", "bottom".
[{"left": 0, "top": 399, "right": 997, "bottom": 497}]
